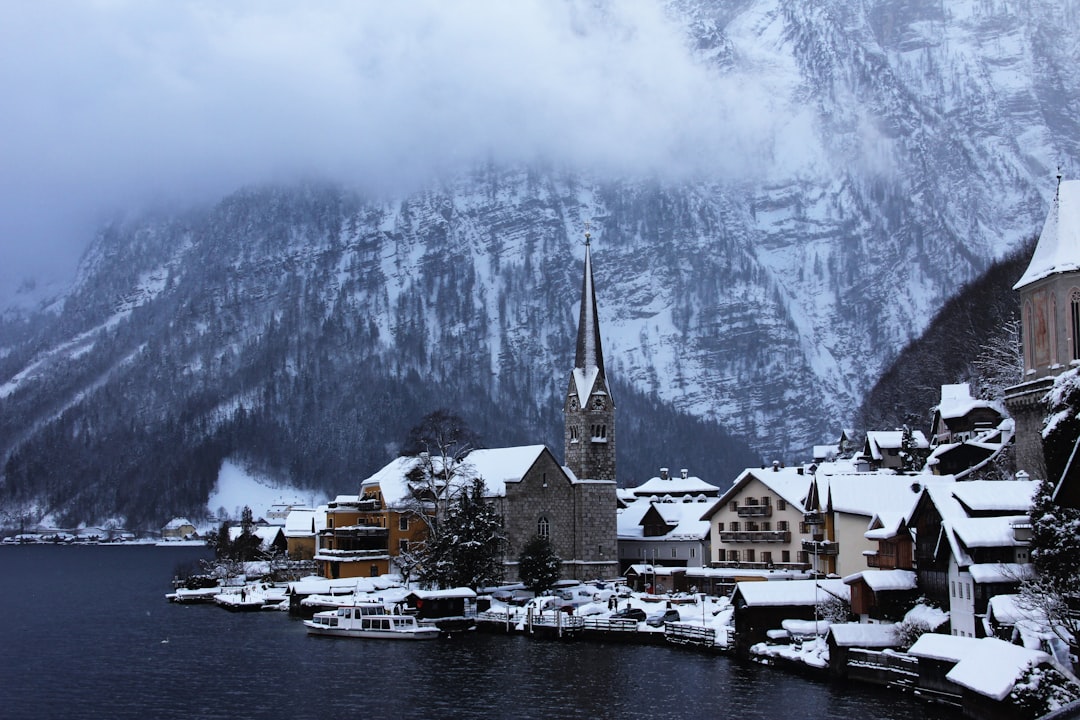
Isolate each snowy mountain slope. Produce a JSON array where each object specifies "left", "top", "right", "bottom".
[{"left": 1, "top": 0, "right": 1078, "bottom": 526}]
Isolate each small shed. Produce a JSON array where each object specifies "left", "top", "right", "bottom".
[
  {"left": 826, "top": 623, "right": 902, "bottom": 680},
  {"left": 731, "top": 578, "right": 850, "bottom": 657},
  {"left": 624, "top": 564, "right": 685, "bottom": 594},
  {"left": 405, "top": 587, "right": 478, "bottom": 629}
]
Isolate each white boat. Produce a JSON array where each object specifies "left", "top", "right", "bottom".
[{"left": 304, "top": 603, "right": 441, "bottom": 640}]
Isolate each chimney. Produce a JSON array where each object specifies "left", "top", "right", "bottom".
[
  {"left": 680, "top": 469, "right": 688, "bottom": 479},
  {"left": 772, "top": 460, "right": 780, "bottom": 472},
  {"left": 660, "top": 468, "right": 669, "bottom": 480}
]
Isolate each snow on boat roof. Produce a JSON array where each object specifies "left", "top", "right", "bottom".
[
  {"left": 842, "top": 569, "right": 917, "bottom": 592},
  {"left": 946, "top": 638, "right": 1052, "bottom": 701},
  {"left": 735, "top": 578, "right": 849, "bottom": 607},
  {"left": 828, "top": 623, "right": 900, "bottom": 648},
  {"left": 288, "top": 577, "right": 378, "bottom": 594},
  {"left": 1015, "top": 179, "right": 1080, "bottom": 289},
  {"left": 407, "top": 587, "right": 477, "bottom": 599}
]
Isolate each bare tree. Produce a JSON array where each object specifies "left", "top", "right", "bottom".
[{"left": 972, "top": 317, "right": 1022, "bottom": 400}]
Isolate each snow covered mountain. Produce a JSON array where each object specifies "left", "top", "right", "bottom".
[{"left": 1, "top": 0, "right": 1078, "bottom": 527}]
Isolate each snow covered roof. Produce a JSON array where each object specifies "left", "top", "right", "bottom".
[
  {"left": 969, "top": 563, "right": 1036, "bottom": 584},
  {"left": 842, "top": 569, "right": 917, "bottom": 592},
  {"left": 1015, "top": 179, "right": 1080, "bottom": 289},
  {"left": 951, "top": 481, "right": 1036, "bottom": 514},
  {"left": 820, "top": 474, "right": 927, "bottom": 518},
  {"left": 406, "top": 587, "right": 477, "bottom": 600},
  {"left": 227, "top": 525, "right": 283, "bottom": 546},
  {"left": 617, "top": 497, "right": 716, "bottom": 540},
  {"left": 284, "top": 507, "right": 325, "bottom": 537},
  {"left": 630, "top": 470, "right": 719, "bottom": 497},
  {"left": 946, "top": 637, "right": 1053, "bottom": 701},
  {"left": 163, "top": 517, "right": 194, "bottom": 529},
  {"left": 828, "top": 623, "right": 900, "bottom": 648},
  {"left": 952, "top": 515, "right": 1029, "bottom": 548},
  {"left": 735, "top": 578, "right": 850, "bottom": 607},
  {"left": 907, "top": 633, "right": 983, "bottom": 662},
  {"left": 713, "top": 467, "right": 814, "bottom": 513},
  {"left": 863, "top": 430, "right": 929, "bottom": 459},
  {"left": 360, "top": 446, "right": 558, "bottom": 506},
  {"left": 920, "top": 480, "right": 1038, "bottom": 567}
]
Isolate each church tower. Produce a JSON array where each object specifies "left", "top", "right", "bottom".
[
  {"left": 564, "top": 228, "right": 616, "bottom": 481},
  {"left": 1005, "top": 174, "right": 1080, "bottom": 480}
]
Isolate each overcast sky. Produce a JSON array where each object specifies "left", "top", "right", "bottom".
[{"left": 0, "top": 1, "right": 782, "bottom": 297}]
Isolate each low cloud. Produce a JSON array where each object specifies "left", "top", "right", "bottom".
[{"left": 0, "top": 0, "right": 784, "bottom": 292}]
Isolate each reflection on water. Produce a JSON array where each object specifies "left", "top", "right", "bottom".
[{"left": 0, "top": 546, "right": 943, "bottom": 720}]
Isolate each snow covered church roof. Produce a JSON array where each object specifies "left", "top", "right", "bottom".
[{"left": 1015, "top": 178, "right": 1080, "bottom": 289}]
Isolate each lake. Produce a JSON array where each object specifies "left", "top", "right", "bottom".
[{"left": 0, "top": 545, "right": 950, "bottom": 719}]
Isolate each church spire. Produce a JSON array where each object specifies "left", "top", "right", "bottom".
[{"left": 574, "top": 225, "right": 605, "bottom": 378}]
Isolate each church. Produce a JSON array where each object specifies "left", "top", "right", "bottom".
[
  {"left": 1005, "top": 175, "right": 1080, "bottom": 485},
  {"left": 314, "top": 229, "right": 620, "bottom": 582}
]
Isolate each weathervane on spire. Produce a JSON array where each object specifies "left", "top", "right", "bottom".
[{"left": 584, "top": 220, "right": 591, "bottom": 246}]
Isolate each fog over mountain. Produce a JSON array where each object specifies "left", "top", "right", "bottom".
[{"left": 1, "top": 0, "right": 1078, "bottom": 528}]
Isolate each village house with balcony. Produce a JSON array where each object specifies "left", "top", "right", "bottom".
[
  {"left": 910, "top": 479, "right": 1038, "bottom": 638},
  {"left": 703, "top": 464, "right": 818, "bottom": 571}
]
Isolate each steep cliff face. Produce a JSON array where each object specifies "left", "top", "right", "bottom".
[{"left": 1, "top": 0, "right": 1077, "bottom": 527}]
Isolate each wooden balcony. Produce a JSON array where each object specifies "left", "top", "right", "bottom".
[
  {"left": 802, "top": 539, "right": 839, "bottom": 555},
  {"left": 802, "top": 512, "right": 825, "bottom": 525},
  {"left": 719, "top": 530, "right": 791, "bottom": 544},
  {"left": 736, "top": 505, "right": 772, "bottom": 518}
]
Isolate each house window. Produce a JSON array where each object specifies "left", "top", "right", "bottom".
[
  {"left": 777, "top": 499, "right": 787, "bottom": 511},
  {"left": 951, "top": 581, "right": 955, "bottom": 597},
  {"left": 591, "top": 424, "right": 607, "bottom": 441},
  {"left": 762, "top": 551, "right": 772, "bottom": 565},
  {"left": 690, "top": 548, "right": 696, "bottom": 559},
  {"left": 398, "top": 515, "right": 408, "bottom": 532},
  {"left": 328, "top": 518, "right": 334, "bottom": 528},
  {"left": 745, "top": 549, "right": 755, "bottom": 563},
  {"left": 370, "top": 565, "right": 379, "bottom": 577},
  {"left": 538, "top": 516, "right": 550, "bottom": 538},
  {"left": 1071, "top": 288, "right": 1080, "bottom": 360},
  {"left": 797, "top": 551, "right": 809, "bottom": 564},
  {"left": 777, "top": 521, "right": 789, "bottom": 531},
  {"left": 728, "top": 550, "right": 740, "bottom": 562},
  {"left": 763, "top": 496, "right": 771, "bottom": 506},
  {"left": 716, "top": 522, "right": 725, "bottom": 532},
  {"left": 730, "top": 501, "right": 738, "bottom": 512},
  {"left": 398, "top": 539, "right": 409, "bottom": 553},
  {"left": 671, "top": 548, "right": 678, "bottom": 558},
  {"left": 781, "top": 550, "right": 790, "bottom": 563},
  {"left": 761, "top": 522, "right": 771, "bottom": 531},
  {"left": 570, "top": 426, "right": 580, "bottom": 443},
  {"left": 730, "top": 522, "right": 740, "bottom": 532},
  {"left": 799, "top": 522, "right": 810, "bottom": 534}
]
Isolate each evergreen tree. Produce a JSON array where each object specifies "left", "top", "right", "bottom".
[
  {"left": 517, "top": 534, "right": 561, "bottom": 594},
  {"left": 419, "top": 477, "right": 505, "bottom": 590},
  {"left": 1018, "top": 368, "right": 1080, "bottom": 672}
]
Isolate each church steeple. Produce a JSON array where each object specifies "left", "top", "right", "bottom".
[
  {"left": 574, "top": 231, "right": 606, "bottom": 378},
  {"left": 564, "top": 226, "right": 616, "bottom": 482}
]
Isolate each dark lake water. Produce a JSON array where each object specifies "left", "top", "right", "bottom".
[{"left": 0, "top": 545, "right": 950, "bottom": 720}]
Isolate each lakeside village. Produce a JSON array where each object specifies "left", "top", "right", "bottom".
[{"left": 10, "top": 180, "right": 1080, "bottom": 719}]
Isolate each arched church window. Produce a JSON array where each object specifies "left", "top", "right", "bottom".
[
  {"left": 1051, "top": 293, "right": 1058, "bottom": 366},
  {"left": 538, "top": 516, "right": 549, "bottom": 538},
  {"left": 1071, "top": 288, "right": 1080, "bottom": 361}
]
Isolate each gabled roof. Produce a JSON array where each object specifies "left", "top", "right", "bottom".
[
  {"left": 631, "top": 471, "right": 719, "bottom": 497},
  {"left": 617, "top": 497, "right": 716, "bottom": 541},
  {"left": 706, "top": 467, "right": 814, "bottom": 518},
  {"left": 842, "top": 569, "right": 917, "bottom": 592},
  {"left": 1015, "top": 178, "right": 1080, "bottom": 289},
  {"left": 820, "top": 473, "right": 928, "bottom": 519},
  {"left": 863, "top": 430, "right": 929, "bottom": 460},
  {"left": 360, "top": 446, "right": 563, "bottom": 506},
  {"left": 917, "top": 480, "right": 1037, "bottom": 568},
  {"left": 284, "top": 506, "right": 326, "bottom": 537},
  {"left": 734, "top": 578, "right": 850, "bottom": 607},
  {"left": 828, "top": 623, "right": 900, "bottom": 648}
]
